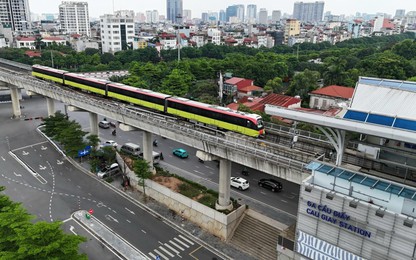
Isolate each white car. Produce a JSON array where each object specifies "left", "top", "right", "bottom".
[
  {"left": 101, "top": 140, "right": 118, "bottom": 148},
  {"left": 230, "top": 177, "right": 250, "bottom": 190}
]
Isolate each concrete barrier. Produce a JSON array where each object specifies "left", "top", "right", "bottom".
[{"left": 116, "top": 153, "right": 245, "bottom": 240}]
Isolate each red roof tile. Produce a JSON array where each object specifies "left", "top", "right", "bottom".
[
  {"left": 25, "top": 50, "right": 41, "bottom": 57},
  {"left": 310, "top": 85, "right": 354, "bottom": 99},
  {"left": 239, "top": 85, "right": 263, "bottom": 93},
  {"left": 225, "top": 77, "right": 245, "bottom": 85}
]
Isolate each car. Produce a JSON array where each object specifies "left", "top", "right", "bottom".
[
  {"left": 173, "top": 148, "right": 188, "bottom": 158},
  {"left": 98, "top": 120, "right": 110, "bottom": 129},
  {"left": 97, "top": 163, "right": 119, "bottom": 178},
  {"left": 230, "top": 177, "right": 249, "bottom": 190},
  {"left": 101, "top": 140, "right": 118, "bottom": 148},
  {"left": 258, "top": 178, "right": 283, "bottom": 192}
]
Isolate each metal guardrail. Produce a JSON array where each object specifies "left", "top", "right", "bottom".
[
  {"left": 0, "top": 69, "right": 310, "bottom": 173},
  {"left": 265, "top": 122, "right": 329, "bottom": 143}
]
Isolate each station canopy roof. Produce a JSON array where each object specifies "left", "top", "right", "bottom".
[{"left": 344, "top": 77, "right": 416, "bottom": 132}]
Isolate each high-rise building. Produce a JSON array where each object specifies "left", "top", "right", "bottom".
[
  {"left": 226, "top": 5, "right": 244, "bottom": 23},
  {"left": 236, "top": 5, "right": 244, "bottom": 23},
  {"left": 59, "top": 1, "right": 90, "bottom": 37},
  {"left": 219, "top": 10, "right": 226, "bottom": 22},
  {"left": 145, "top": 10, "right": 159, "bottom": 23},
  {"left": 271, "top": 10, "right": 281, "bottom": 23},
  {"left": 166, "top": 0, "right": 183, "bottom": 24},
  {"left": 201, "top": 12, "right": 208, "bottom": 22},
  {"left": 284, "top": 19, "right": 300, "bottom": 44},
  {"left": 100, "top": 10, "right": 135, "bottom": 54},
  {"left": 258, "top": 8, "right": 268, "bottom": 24},
  {"left": 0, "top": 0, "right": 31, "bottom": 32},
  {"left": 293, "top": 1, "right": 325, "bottom": 23},
  {"left": 247, "top": 4, "right": 257, "bottom": 23},
  {"left": 183, "top": 9, "right": 191, "bottom": 21},
  {"left": 394, "top": 9, "right": 405, "bottom": 19}
]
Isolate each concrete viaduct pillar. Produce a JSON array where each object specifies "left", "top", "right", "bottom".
[
  {"left": 10, "top": 86, "right": 21, "bottom": 118},
  {"left": 89, "top": 112, "right": 98, "bottom": 136},
  {"left": 216, "top": 158, "right": 233, "bottom": 211},
  {"left": 46, "top": 97, "right": 55, "bottom": 117},
  {"left": 142, "top": 131, "right": 153, "bottom": 170}
]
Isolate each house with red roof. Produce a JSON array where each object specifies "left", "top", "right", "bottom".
[
  {"left": 227, "top": 93, "right": 301, "bottom": 112},
  {"left": 309, "top": 85, "right": 354, "bottom": 110},
  {"left": 16, "top": 36, "right": 66, "bottom": 50},
  {"left": 238, "top": 85, "right": 263, "bottom": 98},
  {"left": 223, "top": 77, "right": 254, "bottom": 95}
]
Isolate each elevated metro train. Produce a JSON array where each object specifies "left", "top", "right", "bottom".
[{"left": 32, "top": 65, "right": 265, "bottom": 137}]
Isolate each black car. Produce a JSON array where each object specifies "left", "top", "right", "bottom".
[{"left": 258, "top": 179, "right": 283, "bottom": 192}]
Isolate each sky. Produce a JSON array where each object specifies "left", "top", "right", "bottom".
[{"left": 29, "top": 0, "right": 414, "bottom": 19}]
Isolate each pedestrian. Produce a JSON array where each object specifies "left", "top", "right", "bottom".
[{"left": 160, "top": 152, "right": 164, "bottom": 160}]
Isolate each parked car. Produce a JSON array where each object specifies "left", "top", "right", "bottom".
[
  {"left": 173, "top": 148, "right": 188, "bottom": 158},
  {"left": 258, "top": 178, "right": 283, "bottom": 192},
  {"left": 97, "top": 163, "right": 119, "bottom": 178},
  {"left": 230, "top": 177, "right": 249, "bottom": 190},
  {"left": 100, "top": 140, "right": 118, "bottom": 148},
  {"left": 98, "top": 121, "right": 110, "bottom": 129}
]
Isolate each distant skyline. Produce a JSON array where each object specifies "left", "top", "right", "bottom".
[{"left": 29, "top": 0, "right": 413, "bottom": 19}]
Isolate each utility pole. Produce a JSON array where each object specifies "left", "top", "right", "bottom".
[{"left": 51, "top": 51, "right": 54, "bottom": 68}]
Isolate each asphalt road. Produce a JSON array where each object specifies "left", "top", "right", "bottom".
[{"left": 0, "top": 95, "right": 224, "bottom": 260}]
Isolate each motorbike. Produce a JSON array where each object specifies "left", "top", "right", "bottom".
[
  {"left": 112, "top": 129, "right": 117, "bottom": 136},
  {"left": 153, "top": 140, "right": 158, "bottom": 147},
  {"left": 242, "top": 168, "right": 249, "bottom": 176}
]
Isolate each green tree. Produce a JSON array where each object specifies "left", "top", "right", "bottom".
[
  {"left": 160, "top": 68, "right": 194, "bottom": 96},
  {"left": 322, "top": 57, "right": 348, "bottom": 85},
  {"left": 133, "top": 159, "right": 152, "bottom": 196},
  {"left": 392, "top": 39, "right": 416, "bottom": 60},
  {"left": 0, "top": 187, "right": 86, "bottom": 259},
  {"left": 86, "top": 134, "right": 100, "bottom": 151},
  {"left": 286, "top": 69, "right": 320, "bottom": 101},
  {"left": 264, "top": 77, "right": 284, "bottom": 93}
]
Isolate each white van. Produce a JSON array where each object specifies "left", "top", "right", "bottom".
[
  {"left": 139, "top": 151, "right": 161, "bottom": 164},
  {"left": 120, "top": 143, "right": 141, "bottom": 157},
  {"left": 99, "top": 121, "right": 111, "bottom": 129},
  {"left": 97, "top": 163, "right": 119, "bottom": 178}
]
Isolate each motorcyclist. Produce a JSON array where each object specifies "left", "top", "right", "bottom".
[
  {"left": 242, "top": 167, "right": 249, "bottom": 176},
  {"left": 112, "top": 129, "right": 116, "bottom": 136},
  {"left": 153, "top": 139, "right": 158, "bottom": 147}
]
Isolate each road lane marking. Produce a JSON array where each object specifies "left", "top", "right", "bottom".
[
  {"left": 169, "top": 240, "right": 184, "bottom": 251},
  {"left": 69, "top": 225, "right": 77, "bottom": 235},
  {"left": 178, "top": 235, "right": 194, "bottom": 245},
  {"left": 1, "top": 156, "right": 5, "bottom": 161},
  {"left": 153, "top": 249, "right": 168, "bottom": 260},
  {"left": 148, "top": 252, "right": 156, "bottom": 259},
  {"left": 174, "top": 237, "right": 189, "bottom": 248},
  {"left": 13, "top": 172, "right": 21, "bottom": 177},
  {"left": 126, "top": 219, "right": 131, "bottom": 223},
  {"left": 141, "top": 229, "right": 147, "bottom": 234},
  {"left": 62, "top": 217, "right": 72, "bottom": 223},
  {"left": 159, "top": 246, "right": 174, "bottom": 257},
  {"left": 125, "top": 207, "right": 135, "bottom": 215},
  {"left": 164, "top": 243, "right": 179, "bottom": 254},
  {"left": 281, "top": 199, "right": 288, "bottom": 203}
]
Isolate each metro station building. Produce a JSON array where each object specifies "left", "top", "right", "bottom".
[
  {"left": 270, "top": 78, "right": 416, "bottom": 259},
  {"left": 297, "top": 162, "right": 416, "bottom": 259}
]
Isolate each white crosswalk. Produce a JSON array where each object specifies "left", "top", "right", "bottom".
[{"left": 148, "top": 235, "right": 195, "bottom": 259}]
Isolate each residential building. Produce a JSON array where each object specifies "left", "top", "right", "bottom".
[
  {"left": 166, "top": 0, "right": 183, "bottom": 24},
  {"left": 159, "top": 32, "right": 177, "bottom": 50},
  {"left": 258, "top": 8, "right": 268, "bottom": 24},
  {"left": 100, "top": 10, "right": 135, "bottom": 54},
  {"left": 207, "top": 28, "right": 221, "bottom": 45},
  {"left": 132, "top": 36, "right": 148, "bottom": 49},
  {"left": 247, "top": 4, "right": 256, "bottom": 23},
  {"left": 0, "top": 0, "right": 31, "bottom": 32},
  {"left": 284, "top": 19, "right": 300, "bottom": 44},
  {"left": 293, "top": 1, "right": 325, "bottom": 23},
  {"left": 271, "top": 10, "right": 281, "bottom": 23},
  {"left": 15, "top": 36, "right": 66, "bottom": 49},
  {"left": 59, "top": 1, "right": 91, "bottom": 37},
  {"left": 228, "top": 93, "right": 301, "bottom": 113},
  {"left": 223, "top": 77, "right": 254, "bottom": 95},
  {"left": 236, "top": 5, "right": 245, "bottom": 23},
  {"left": 309, "top": 85, "right": 354, "bottom": 110},
  {"left": 146, "top": 10, "right": 159, "bottom": 23}
]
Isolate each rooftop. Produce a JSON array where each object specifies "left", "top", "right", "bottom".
[{"left": 310, "top": 85, "right": 354, "bottom": 99}]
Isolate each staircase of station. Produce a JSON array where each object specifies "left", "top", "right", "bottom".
[{"left": 229, "top": 209, "right": 295, "bottom": 260}]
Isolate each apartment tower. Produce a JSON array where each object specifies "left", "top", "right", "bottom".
[{"left": 59, "top": 1, "right": 90, "bottom": 37}]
